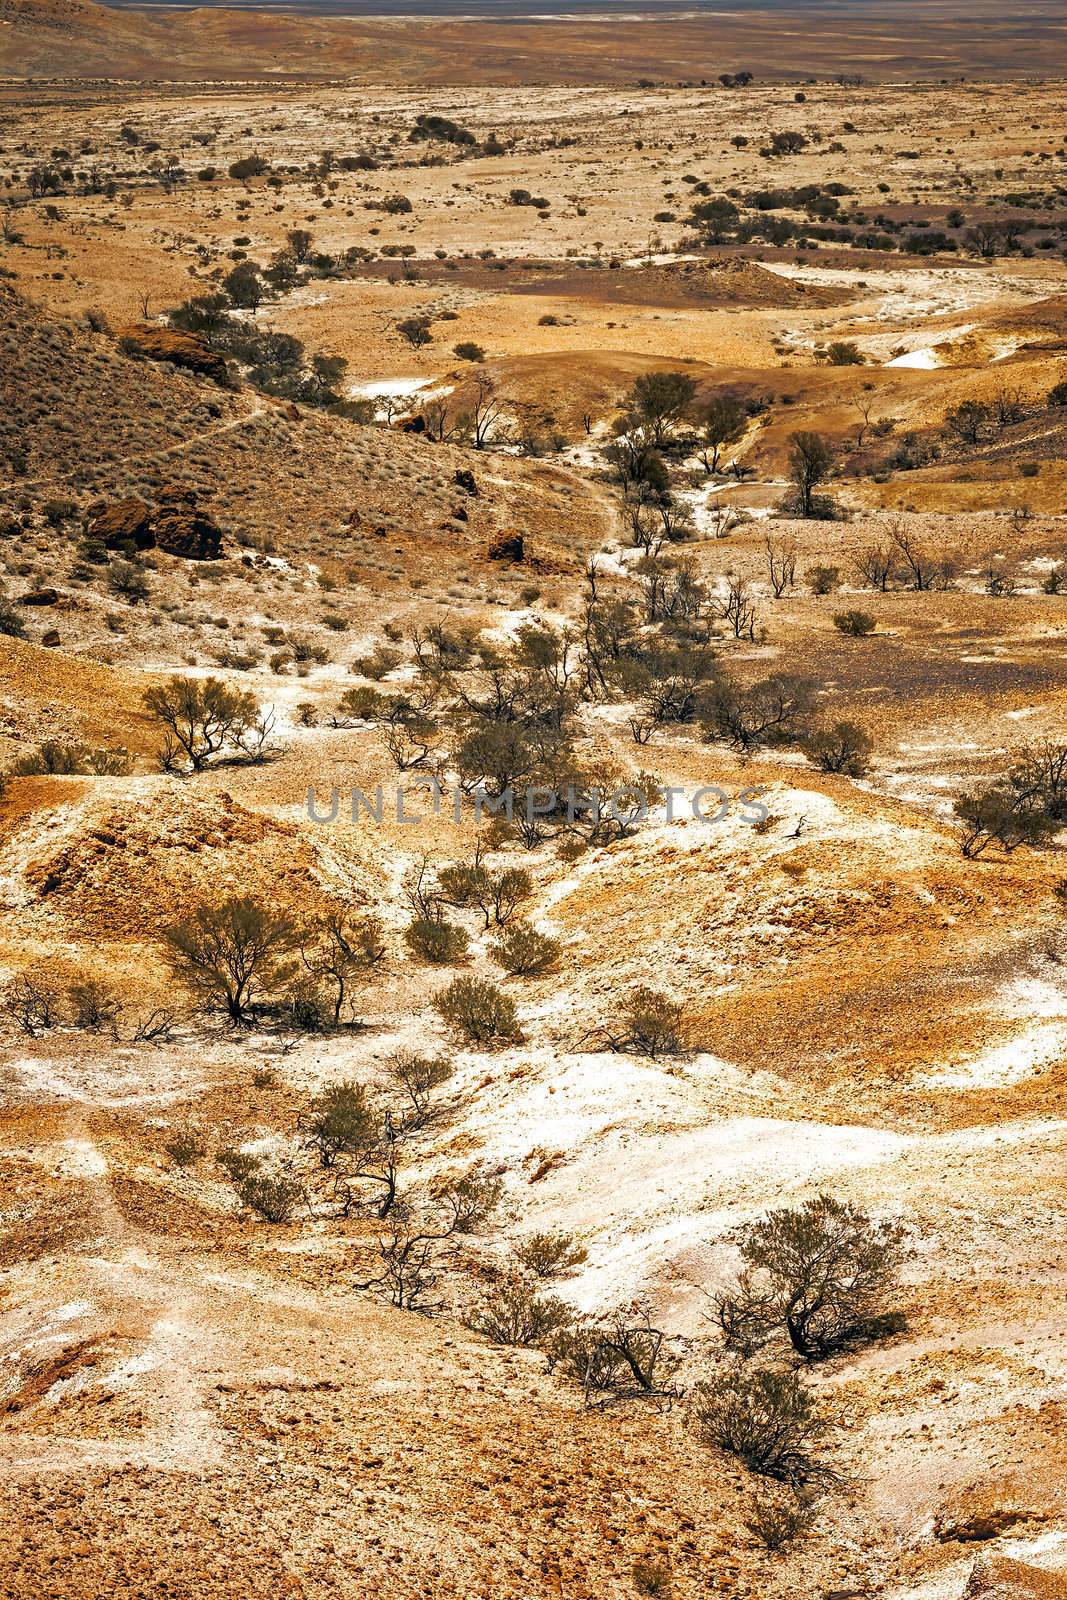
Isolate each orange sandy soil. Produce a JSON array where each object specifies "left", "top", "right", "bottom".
[{"left": 1, "top": 48, "right": 1067, "bottom": 1600}]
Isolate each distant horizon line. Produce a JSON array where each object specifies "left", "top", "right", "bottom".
[{"left": 95, "top": 0, "right": 1002, "bottom": 14}]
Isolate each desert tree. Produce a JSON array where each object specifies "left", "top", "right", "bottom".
[
  {"left": 852, "top": 390, "right": 876, "bottom": 447},
  {"left": 700, "top": 674, "right": 814, "bottom": 752},
  {"left": 300, "top": 910, "right": 385, "bottom": 1025},
  {"left": 1008, "top": 739, "right": 1067, "bottom": 822},
  {"left": 954, "top": 785, "right": 1057, "bottom": 859},
  {"left": 991, "top": 386, "right": 1024, "bottom": 429},
  {"left": 716, "top": 574, "right": 760, "bottom": 640},
  {"left": 2, "top": 974, "right": 59, "bottom": 1037},
  {"left": 387, "top": 1049, "right": 454, "bottom": 1132},
  {"left": 418, "top": 394, "right": 464, "bottom": 442},
  {"left": 943, "top": 399, "right": 990, "bottom": 447},
  {"left": 437, "top": 847, "right": 533, "bottom": 929},
  {"left": 706, "top": 503, "right": 745, "bottom": 540},
  {"left": 787, "top": 431, "right": 834, "bottom": 517},
  {"left": 698, "top": 394, "right": 747, "bottom": 473},
  {"left": 887, "top": 520, "right": 954, "bottom": 592},
  {"left": 286, "top": 226, "right": 314, "bottom": 262},
  {"left": 714, "top": 1193, "right": 909, "bottom": 1360},
  {"left": 396, "top": 316, "right": 432, "bottom": 348},
  {"left": 463, "top": 371, "right": 511, "bottom": 450},
  {"left": 164, "top": 896, "right": 299, "bottom": 1025},
  {"left": 355, "top": 1167, "right": 500, "bottom": 1311},
  {"left": 223, "top": 261, "right": 265, "bottom": 314},
  {"left": 853, "top": 543, "right": 896, "bottom": 591},
  {"left": 605, "top": 423, "right": 669, "bottom": 492},
  {"left": 627, "top": 370, "right": 698, "bottom": 448},
  {"left": 144, "top": 676, "right": 276, "bottom": 773}
]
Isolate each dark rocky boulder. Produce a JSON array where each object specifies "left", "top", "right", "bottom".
[
  {"left": 86, "top": 492, "right": 223, "bottom": 561},
  {"left": 87, "top": 497, "right": 153, "bottom": 551},
  {"left": 487, "top": 530, "right": 523, "bottom": 562},
  {"left": 152, "top": 490, "right": 224, "bottom": 561}
]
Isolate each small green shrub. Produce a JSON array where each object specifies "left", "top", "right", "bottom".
[
  {"left": 832, "top": 609, "right": 875, "bottom": 637},
  {"left": 237, "top": 1173, "right": 302, "bottom": 1222},
  {"left": 807, "top": 564, "right": 840, "bottom": 595},
  {"left": 404, "top": 917, "right": 469, "bottom": 965},
  {"left": 165, "top": 1128, "right": 206, "bottom": 1168},
  {"left": 621, "top": 987, "right": 683, "bottom": 1055},
  {"left": 491, "top": 923, "right": 560, "bottom": 976},
  {"left": 434, "top": 976, "right": 520, "bottom": 1045},
  {"left": 467, "top": 1280, "right": 572, "bottom": 1346},
  {"left": 514, "top": 1230, "right": 588, "bottom": 1279}
]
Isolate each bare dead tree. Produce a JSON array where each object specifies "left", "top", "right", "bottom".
[
  {"left": 853, "top": 543, "right": 896, "bottom": 591},
  {"left": 765, "top": 538, "right": 797, "bottom": 598},
  {"left": 717, "top": 575, "right": 760, "bottom": 640}
]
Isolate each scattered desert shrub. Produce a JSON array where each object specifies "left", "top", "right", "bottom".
[
  {"left": 491, "top": 922, "right": 561, "bottom": 976},
  {"left": 621, "top": 987, "right": 683, "bottom": 1056},
  {"left": 468, "top": 1280, "right": 572, "bottom": 1346},
  {"left": 743, "top": 1486, "right": 820, "bottom": 1551},
  {"left": 387, "top": 1050, "right": 454, "bottom": 1129},
  {"left": 165, "top": 1127, "right": 206, "bottom": 1168},
  {"left": 67, "top": 975, "right": 122, "bottom": 1031},
  {"left": 832, "top": 609, "right": 875, "bottom": 637},
  {"left": 801, "top": 721, "right": 873, "bottom": 777},
  {"left": 0, "top": 593, "right": 26, "bottom": 639},
  {"left": 237, "top": 1173, "right": 302, "bottom": 1223},
  {"left": 2, "top": 973, "right": 59, "bottom": 1036},
  {"left": 286, "top": 979, "right": 332, "bottom": 1033},
  {"left": 807, "top": 564, "right": 840, "bottom": 595},
  {"left": 513, "top": 1230, "right": 588, "bottom": 1279},
  {"left": 692, "top": 1365, "right": 834, "bottom": 1483},
  {"left": 9, "top": 741, "right": 131, "bottom": 777},
  {"left": 397, "top": 316, "right": 432, "bottom": 347},
  {"left": 548, "top": 1308, "right": 679, "bottom": 1409},
  {"left": 433, "top": 976, "right": 521, "bottom": 1045},
  {"left": 631, "top": 1560, "right": 673, "bottom": 1597},
  {"left": 404, "top": 916, "right": 469, "bottom": 965},
  {"left": 824, "top": 341, "right": 864, "bottom": 366},
  {"left": 304, "top": 1080, "right": 375, "bottom": 1168},
  {"left": 216, "top": 1146, "right": 260, "bottom": 1183},
  {"left": 954, "top": 784, "right": 1057, "bottom": 858}
]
